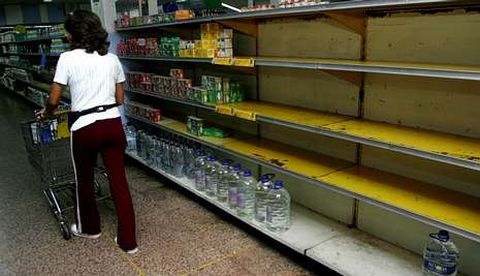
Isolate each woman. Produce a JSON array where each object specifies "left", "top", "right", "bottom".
[{"left": 40, "top": 10, "right": 137, "bottom": 254}]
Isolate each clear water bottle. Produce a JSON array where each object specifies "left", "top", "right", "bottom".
[
  {"left": 171, "top": 143, "right": 185, "bottom": 177},
  {"left": 254, "top": 173, "right": 275, "bottom": 223},
  {"left": 266, "top": 180, "right": 291, "bottom": 233},
  {"left": 193, "top": 150, "right": 207, "bottom": 191},
  {"left": 204, "top": 155, "right": 220, "bottom": 196},
  {"left": 227, "top": 164, "right": 242, "bottom": 209},
  {"left": 136, "top": 130, "right": 147, "bottom": 159},
  {"left": 182, "top": 143, "right": 196, "bottom": 179},
  {"left": 236, "top": 169, "right": 256, "bottom": 219},
  {"left": 146, "top": 135, "right": 156, "bottom": 165},
  {"left": 423, "top": 230, "right": 459, "bottom": 276},
  {"left": 216, "top": 159, "right": 233, "bottom": 202},
  {"left": 125, "top": 125, "right": 137, "bottom": 152}
]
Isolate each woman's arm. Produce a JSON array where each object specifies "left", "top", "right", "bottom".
[
  {"left": 115, "top": 82, "right": 125, "bottom": 105},
  {"left": 45, "top": 82, "right": 63, "bottom": 115}
]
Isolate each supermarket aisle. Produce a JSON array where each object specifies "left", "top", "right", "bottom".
[{"left": 0, "top": 89, "right": 316, "bottom": 275}]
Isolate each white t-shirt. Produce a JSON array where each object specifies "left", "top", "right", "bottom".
[{"left": 53, "top": 49, "right": 125, "bottom": 131}]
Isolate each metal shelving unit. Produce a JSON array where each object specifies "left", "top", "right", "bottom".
[
  {"left": 118, "top": 1, "right": 480, "bottom": 273},
  {"left": 128, "top": 88, "right": 216, "bottom": 111},
  {"left": 0, "top": 35, "right": 65, "bottom": 46},
  {"left": 116, "top": 0, "right": 480, "bottom": 32},
  {"left": 126, "top": 114, "right": 480, "bottom": 243},
  {"left": 119, "top": 55, "right": 480, "bottom": 81},
  {"left": 126, "top": 89, "right": 480, "bottom": 171},
  {"left": 119, "top": 55, "right": 211, "bottom": 64},
  {"left": 0, "top": 52, "right": 61, "bottom": 57}
]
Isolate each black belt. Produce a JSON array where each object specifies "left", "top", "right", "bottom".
[
  {"left": 75, "top": 103, "right": 118, "bottom": 116},
  {"left": 68, "top": 104, "right": 118, "bottom": 129}
]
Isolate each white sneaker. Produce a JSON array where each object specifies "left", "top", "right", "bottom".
[
  {"left": 70, "top": 224, "right": 101, "bottom": 239},
  {"left": 114, "top": 237, "right": 139, "bottom": 254}
]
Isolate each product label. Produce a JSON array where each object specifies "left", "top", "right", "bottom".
[
  {"left": 228, "top": 187, "right": 237, "bottom": 205},
  {"left": 234, "top": 109, "right": 256, "bottom": 121},
  {"left": 232, "top": 58, "right": 255, "bottom": 67},
  {"left": 212, "top": 57, "right": 233, "bottom": 66},
  {"left": 266, "top": 206, "right": 272, "bottom": 222},
  {"left": 237, "top": 193, "right": 245, "bottom": 209},
  {"left": 216, "top": 105, "right": 234, "bottom": 116},
  {"left": 423, "top": 260, "right": 457, "bottom": 275}
]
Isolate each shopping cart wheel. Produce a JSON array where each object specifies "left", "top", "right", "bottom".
[{"left": 60, "top": 221, "right": 71, "bottom": 240}]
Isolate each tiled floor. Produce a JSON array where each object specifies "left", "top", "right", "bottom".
[{"left": 0, "top": 89, "right": 317, "bottom": 275}]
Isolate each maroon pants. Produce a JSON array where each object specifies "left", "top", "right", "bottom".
[{"left": 71, "top": 117, "right": 137, "bottom": 250}]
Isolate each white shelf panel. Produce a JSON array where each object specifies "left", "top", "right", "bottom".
[{"left": 306, "top": 230, "right": 422, "bottom": 276}]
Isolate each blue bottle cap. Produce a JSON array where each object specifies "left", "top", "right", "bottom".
[
  {"left": 232, "top": 164, "right": 242, "bottom": 171},
  {"left": 429, "top": 230, "right": 449, "bottom": 242},
  {"left": 221, "top": 159, "right": 233, "bottom": 166},
  {"left": 196, "top": 150, "right": 206, "bottom": 156},
  {"left": 273, "top": 180, "right": 283, "bottom": 189},
  {"left": 243, "top": 169, "right": 252, "bottom": 177},
  {"left": 208, "top": 155, "right": 217, "bottom": 161},
  {"left": 259, "top": 173, "right": 275, "bottom": 183}
]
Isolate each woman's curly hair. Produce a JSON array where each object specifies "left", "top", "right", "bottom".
[{"left": 64, "top": 10, "right": 110, "bottom": 56}]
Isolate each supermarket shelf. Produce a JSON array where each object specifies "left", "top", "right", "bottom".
[
  {"left": 116, "top": 0, "right": 478, "bottom": 31},
  {"left": 0, "top": 35, "right": 65, "bottom": 46},
  {"left": 120, "top": 55, "right": 480, "bottom": 81},
  {"left": 238, "top": 102, "right": 480, "bottom": 171},
  {"left": 124, "top": 89, "right": 480, "bottom": 171},
  {"left": 127, "top": 114, "right": 480, "bottom": 242},
  {"left": 254, "top": 56, "right": 480, "bottom": 81},
  {"left": 125, "top": 151, "right": 344, "bottom": 254},
  {"left": 0, "top": 52, "right": 61, "bottom": 57},
  {"left": 0, "top": 63, "right": 55, "bottom": 80},
  {"left": 126, "top": 89, "right": 216, "bottom": 111},
  {"left": 1, "top": 84, "right": 42, "bottom": 107},
  {"left": 306, "top": 229, "right": 422, "bottom": 276},
  {"left": 118, "top": 55, "right": 211, "bottom": 64},
  {"left": 126, "top": 150, "right": 423, "bottom": 276}
]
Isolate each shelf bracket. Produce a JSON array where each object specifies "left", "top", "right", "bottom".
[
  {"left": 318, "top": 70, "right": 363, "bottom": 87},
  {"left": 324, "top": 11, "right": 366, "bottom": 36},
  {"left": 217, "top": 19, "right": 258, "bottom": 37}
]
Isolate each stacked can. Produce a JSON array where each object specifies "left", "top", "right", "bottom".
[{"left": 125, "top": 101, "right": 161, "bottom": 123}]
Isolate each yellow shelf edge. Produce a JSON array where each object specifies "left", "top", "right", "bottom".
[{"left": 321, "top": 166, "right": 480, "bottom": 235}]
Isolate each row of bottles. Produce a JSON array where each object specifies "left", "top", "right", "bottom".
[
  {"left": 192, "top": 150, "right": 291, "bottom": 232},
  {"left": 124, "top": 123, "right": 291, "bottom": 233}
]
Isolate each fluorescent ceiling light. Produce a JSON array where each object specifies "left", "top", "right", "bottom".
[{"left": 221, "top": 2, "right": 241, "bottom": 12}]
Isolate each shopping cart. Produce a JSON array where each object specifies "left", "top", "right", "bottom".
[{"left": 21, "top": 111, "right": 110, "bottom": 239}]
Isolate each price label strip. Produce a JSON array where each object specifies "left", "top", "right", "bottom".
[
  {"left": 234, "top": 108, "right": 257, "bottom": 121},
  {"left": 215, "top": 105, "right": 234, "bottom": 116},
  {"left": 212, "top": 58, "right": 233, "bottom": 66},
  {"left": 232, "top": 58, "right": 255, "bottom": 67}
]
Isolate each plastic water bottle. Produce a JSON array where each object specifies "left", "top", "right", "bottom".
[
  {"left": 216, "top": 159, "right": 233, "bottom": 202},
  {"left": 423, "top": 230, "right": 459, "bottom": 276},
  {"left": 182, "top": 144, "right": 196, "bottom": 179},
  {"left": 204, "top": 155, "right": 220, "bottom": 196},
  {"left": 171, "top": 143, "right": 185, "bottom": 177},
  {"left": 227, "top": 164, "right": 242, "bottom": 209},
  {"left": 254, "top": 173, "right": 275, "bottom": 223},
  {"left": 236, "top": 169, "right": 256, "bottom": 219},
  {"left": 125, "top": 125, "right": 137, "bottom": 152},
  {"left": 193, "top": 150, "right": 207, "bottom": 191},
  {"left": 266, "top": 180, "right": 291, "bottom": 232}
]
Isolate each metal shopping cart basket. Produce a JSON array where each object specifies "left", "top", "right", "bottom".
[{"left": 21, "top": 112, "right": 110, "bottom": 239}]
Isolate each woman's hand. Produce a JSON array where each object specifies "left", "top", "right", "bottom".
[{"left": 35, "top": 107, "right": 46, "bottom": 119}]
